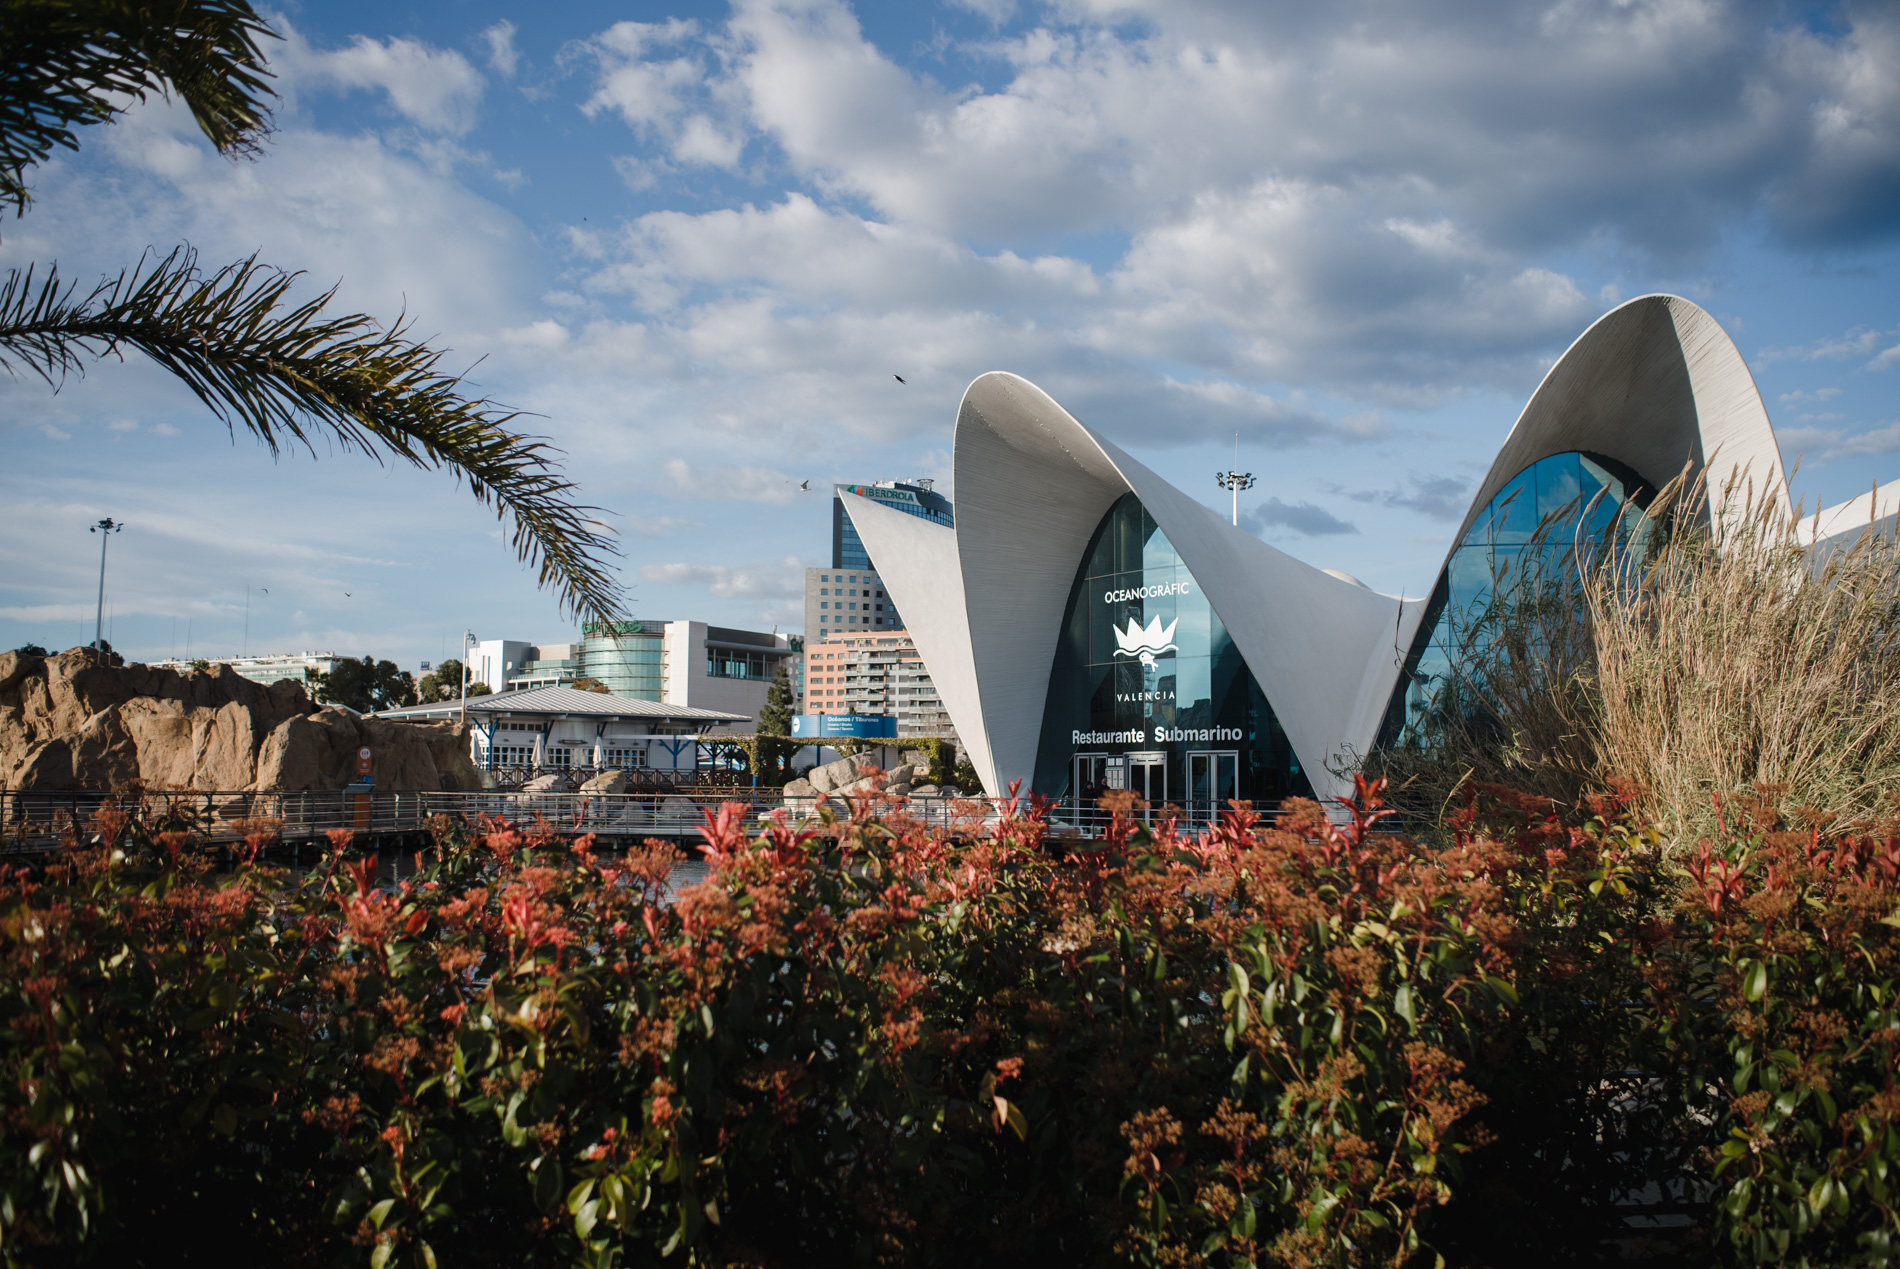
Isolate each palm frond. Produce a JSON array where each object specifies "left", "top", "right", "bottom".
[
  {"left": 0, "top": 0, "right": 275, "bottom": 211},
  {"left": 0, "top": 247, "right": 625, "bottom": 624}
]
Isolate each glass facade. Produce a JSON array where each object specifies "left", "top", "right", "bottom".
[
  {"left": 1380, "top": 451, "right": 1650, "bottom": 746},
  {"left": 581, "top": 620, "right": 666, "bottom": 700},
  {"left": 1033, "top": 493, "right": 1311, "bottom": 818}
]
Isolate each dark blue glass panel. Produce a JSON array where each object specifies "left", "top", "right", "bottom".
[
  {"left": 1379, "top": 451, "right": 1651, "bottom": 749},
  {"left": 1034, "top": 492, "right": 1311, "bottom": 806}
]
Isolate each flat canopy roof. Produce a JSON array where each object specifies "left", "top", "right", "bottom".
[{"left": 374, "top": 685, "right": 748, "bottom": 727}]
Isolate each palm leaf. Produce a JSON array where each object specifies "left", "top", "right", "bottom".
[
  {"left": 0, "top": 0, "right": 276, "bottom": 212},
  {"left": 0, "top": 247, "right": 625, "bottom": 624}
]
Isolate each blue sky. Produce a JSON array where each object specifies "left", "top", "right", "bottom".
[{"left": 3, "top": 0, "right": 1898, "bottom": 668}]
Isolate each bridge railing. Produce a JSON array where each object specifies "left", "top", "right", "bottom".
[{"left": 0, "top": 787, "right": 1284, "bottom": 854}]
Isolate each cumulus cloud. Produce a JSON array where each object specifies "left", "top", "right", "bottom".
[
  {"left": 279, "top": 24, "right": 486, "bottom": 135},
  {"left": 638, "top": 555, "right": 805, "bottom": 597}
]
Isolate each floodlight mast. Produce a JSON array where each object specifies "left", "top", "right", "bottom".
[
  {"left": 1215, "top": 470, "right": 1256, "bottom": 526},
  {"left": 89, "top": 518, "right": 122, "bottom": 651}
]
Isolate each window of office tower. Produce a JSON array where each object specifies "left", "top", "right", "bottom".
[
  {"left": 1033, "top": 492, "right": 1309, "bottom": 818},
  {"left": 1378, "top": 451, "right": 1651, "bottom": 749}
]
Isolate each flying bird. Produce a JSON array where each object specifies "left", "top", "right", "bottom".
[
  {"left": 259, "top": 588, "right": 267, "bottom": 594},
  {"left": 344, "top": 592, "right": 352, "bottom": 598},
  {"left": 800, "top": 479, "right": 810, "bottom": 490},
  {"left": 893, "top": 375, "right": 906, "bottom": 384}
]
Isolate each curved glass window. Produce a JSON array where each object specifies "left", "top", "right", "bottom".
[
  {"left": 1034, "top": 493, "right": 1311, "bottom": 821},
  {"left": 1379, "top": 452, "right": 1650, "bottom": 748}
]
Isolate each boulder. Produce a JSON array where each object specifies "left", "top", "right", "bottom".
[
  {"left": 781, "top": 778, "right": 817, "bottom": 798},
  {"left": 0, "top": 648, "right": 481, "bottom": 792},
  {"left": 886, "top": 782, "right": 913, "bottom": 796},
  {"left": 910, "top": 783, "right": 940, "bottom": 796},
  {"left": 900, "top": 749, "right": 929, "bottom": 769},
  {"left": 581, "top": 769, "right": 630, "bottom": 794},
  {"left": 658, "top": 795, "right": 699, "bottom": 823},
  {"left": 522, "top": 772, "right": 570, "bottom": 793},
  {"left": 885, "top": 764, "right": 915, "bottom": 787}
]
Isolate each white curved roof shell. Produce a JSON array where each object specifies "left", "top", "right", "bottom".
[{"left": 844, "top": 294, "right": 1824, "bottom": 805}]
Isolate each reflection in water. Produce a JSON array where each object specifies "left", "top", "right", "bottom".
[
  {"left": 370, "top": 850, "right": 713, "bottom": 906},
  {"left": 662, "top": 860, "right": 710, "bottom": 904}
]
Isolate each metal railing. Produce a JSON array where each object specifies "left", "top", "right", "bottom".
[{"left": 0, "top": 787, "right": 1286, "bottom": 854}]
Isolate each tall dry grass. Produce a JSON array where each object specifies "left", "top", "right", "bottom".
[{"left": 1589, "top": 476, "right": 1900, "bottom": 850}]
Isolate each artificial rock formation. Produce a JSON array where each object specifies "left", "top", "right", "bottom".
[
  {"left": 783, "top": 757, "right": 960, "bottom": 810},
  {"left": 0, "top": 648, "right": 480, "bottom": 792}
]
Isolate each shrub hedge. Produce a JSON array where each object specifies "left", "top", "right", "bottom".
[{"left": 4, "top": 782, "right": 1900, "bottom": 1266}]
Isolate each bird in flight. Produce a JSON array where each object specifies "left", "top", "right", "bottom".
[
  {"left": 893, "top": 374, "right": 906, "bottom": 384},
  {"left": 344, "top": 592, "right": 352, "bottom": 598},
  {"left": 259, "top": 588, "right": 268, "bottom": 595},
  {"left": 799, "top": 479, "right": 810, "bottom": 490}
]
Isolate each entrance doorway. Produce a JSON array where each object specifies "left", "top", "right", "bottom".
[
  {"left": 1187, "top": 750, "right": 1239, "bottom": 828},
  {"left": 1127, "top": 751, "right": 1167, "bottom": 813}
]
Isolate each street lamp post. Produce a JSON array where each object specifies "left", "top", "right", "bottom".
[
  {"left": 459, "top": 630, "right": 475, "bottom": 725},
  {"left": 89, "top": 518, "right": 122, "bottom": 652}
]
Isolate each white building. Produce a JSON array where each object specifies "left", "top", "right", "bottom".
[
  {"left": 844, "top": 294, "right": 1869, "bottom": 818},
  {"left": 467, "top": 622, "right": 795, "bottom": 730},
  {"left": 146, "top": 651, "right": 345, "bottom": 687},
  {"left": 374, "top": 685, "right": 749, "bottom": 773}
]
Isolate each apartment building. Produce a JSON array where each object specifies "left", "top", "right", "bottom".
[{"left": 803, "top": 630, "right": 956, "bottom": 739}]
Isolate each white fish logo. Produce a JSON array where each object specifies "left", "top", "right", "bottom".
[{"left": 1113, "top": 615, "right": 1178, "bottom": 665}]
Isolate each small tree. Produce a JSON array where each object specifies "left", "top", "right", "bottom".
[
  {"left": 570, "top": 676, "right": 610, "bottom": 694},
  {"left": 314, "top": 656, "right": 415, "bottom": 713},
  {"left": 417, "top": 659, "right": 490, "bottom": 702},
  {"left": 752, "top": 664, "right": 800, "bottom": 785}
]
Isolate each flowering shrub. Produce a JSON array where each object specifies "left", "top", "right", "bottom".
[
  {"left": 1651, "top": 788, "right": 1900, "bottom": 1266},
  {"left": 0, "top": 778, "right": 1790, "bottom": 1266}
]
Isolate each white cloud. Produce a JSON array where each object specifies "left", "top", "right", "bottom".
[
  {"left": 658, "top": 459, "right": 804, "bottom": 504},
  {"left": 638, "top": 555, "right": 805, "bottom": 597},
  {"left": 1780, "top": 387, "right": 1843, "bottom": 404},
  {"left": 1762, "top": 325, "right": 1900, "bottom": 366},
  {"left": 480, "top": 21, "right": 519, "bottom": 79},
  {"left": 108, "top": 418, "right": 138, "bottom": 432},
  {"left": 625, "top": 513, "right": 697, "bottom": 538},
  {"left": 279, "top": 24, "right": 486, "bottom": 135},
  {"left": 1778, "top": 420, "right": 1900, "bottom": 461}
]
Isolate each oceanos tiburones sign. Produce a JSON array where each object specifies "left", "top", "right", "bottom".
[{"left": 1072, "top": 726, "right": 1245, "bottom": 746}]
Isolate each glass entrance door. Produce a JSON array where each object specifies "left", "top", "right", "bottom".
[
  {"left": 1127, "top": 751, "right": 1167, "bottom": 816},
  {"left": 1187, "top": 750, "right": 1239, "bottom": 829}
]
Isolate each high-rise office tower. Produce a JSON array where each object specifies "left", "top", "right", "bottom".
[
  {"left": 802, "top": 480, "right": 954, "bottom": 709},
  {"left": 831, "top": 480, "right": 953, "bottom": 570}
]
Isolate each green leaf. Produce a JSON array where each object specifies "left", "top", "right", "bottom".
[
  {"left": 369, "top": 1244, "right": 393, "bottom": 1269},
  {"left": 368, "top": 1198, "right": 397, "bottom": 1230},
  {"left": 1744, "top": 960, "right": 1769, "bottom": 1003},
  {"left": 1393, "top": 981, "right": 1416, "bottom": 1028}
]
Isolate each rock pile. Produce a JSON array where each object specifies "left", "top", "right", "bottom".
[
  {"left": 0, "top": 648, "right": 481, "bottom": 792},
  {"left": 781, "top": 753, "right": 964, "bottom": 810}
]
